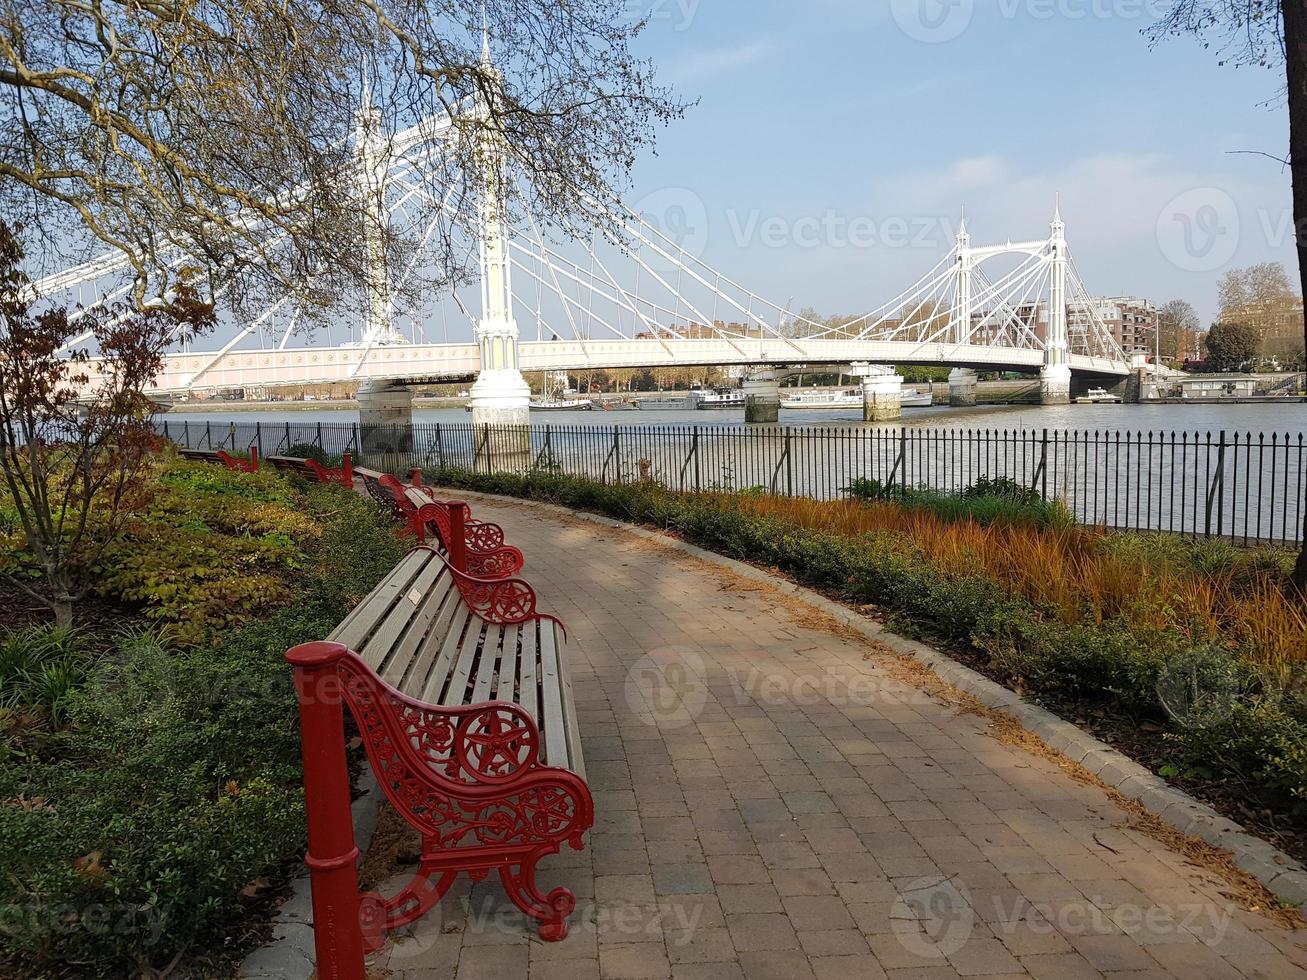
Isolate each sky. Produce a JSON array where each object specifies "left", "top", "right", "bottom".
[{"left": 614, "top": 0, "right": 1298, "bottom": 327}]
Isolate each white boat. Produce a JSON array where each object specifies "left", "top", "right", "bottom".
[
  {"left": 529, "top": 399, "right": 591, "bottom": 411},
  {"left": 901, "top": 387, "right": 934, "bottom": 408},
  {"left": 690, "top": 387, "right": 747, "bottom": 410},
  {"left": 779, "top": 388, "right": 862, "bottom": 410},
  {"left": 1074, "top": 387, "right": 1122, "bottom": 404},
  {"left": 778, "top": 386, "right": 934, "bottom": 410}
]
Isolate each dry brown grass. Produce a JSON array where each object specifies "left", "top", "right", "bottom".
[{"left": 716, "top": 494, "right": 1307, "bottom": 672}]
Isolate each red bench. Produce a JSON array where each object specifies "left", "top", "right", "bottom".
[{"left": 287, "top": 542, "right": 591, "bottom": 978}]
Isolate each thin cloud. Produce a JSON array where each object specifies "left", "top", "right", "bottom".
[{"left": 668, "top": 39, "right": 781, "bottom": 83}]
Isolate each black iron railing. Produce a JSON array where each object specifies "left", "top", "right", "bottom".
[{"left": 157, "top": 419, "right": 1307, "bottom": 546}]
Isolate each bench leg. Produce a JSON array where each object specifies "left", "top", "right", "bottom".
[
  {"left": 499, "top": 856, "right": 576, "bottom": 942},
  {"left": 359, "top": 867, "right": 458, "bottom": 952}
]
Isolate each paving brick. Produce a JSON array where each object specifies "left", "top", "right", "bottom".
[{"left": 314, "top": 498, "right": 1307, "bottom": 980}]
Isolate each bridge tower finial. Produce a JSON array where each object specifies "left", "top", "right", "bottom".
[{"left": 480, "top": 1, "right": 491, "bottom": 65}]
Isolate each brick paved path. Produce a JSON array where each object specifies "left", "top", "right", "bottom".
[{"left": 369, "top": 495, "right": 1307, "bottom": 980}]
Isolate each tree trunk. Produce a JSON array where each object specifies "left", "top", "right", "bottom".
[
  {"left": 1287, "top": 0, "right": 1307, "bottom": 596},
  {"left": 52, "top": 598, "right": 74, "bottom": 629}
]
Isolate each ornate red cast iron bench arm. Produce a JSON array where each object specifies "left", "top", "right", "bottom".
[
  {"left": 304, "top": 452, "right": 354, "bottom": 487},
  {"left": 286, "top": 642, "right": 593, "bottom": 972},
  {"left": 379, "top": 478, "right": 525, "bottom": 579},
  {"left": 439, "top": 554, "right": 566, "bottom": 638}
]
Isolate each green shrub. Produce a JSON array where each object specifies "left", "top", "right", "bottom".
[
  {"left": 286, "top": 442, "right": 336, "bottom": 466},
  {"left": 844, "top": 475, "right": 1068, "bottom": 528},
  {"left": 91, "top": 459, "right": 372, "bottom": 645},
  {"left": 0, "top": 475, "right": 405, "bottom": 975},
  {"left": 962, "top": 475, "right": 1041, "bottom": 506}
]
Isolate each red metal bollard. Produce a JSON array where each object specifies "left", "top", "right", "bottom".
[
  {"left": 409, "top": 468, "right": 423, "bottom": 487},
  {"left": 342, "top": 452, "right": 354, "bottom": 487},
  {"left": 447, "top": 501, "right": 469, "bottom": 573},
  {"left": 285, "top": 642, "right": 366, "bottom": 980},
  {"left": 249, "top": 445, "right": 260, "bottom": 472}
]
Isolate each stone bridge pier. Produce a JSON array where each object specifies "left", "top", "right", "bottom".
[
  {"left": 852, "top": 363, "right": 904, "bottom": 422},
  {"left": 358, "top": 379, "right": 415, "bottom": 453},
  {"left": 742, "top": 370, "right": 782, "bottom": 424}
]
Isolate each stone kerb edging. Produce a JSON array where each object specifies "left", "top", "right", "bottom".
[{"left": 446, "top": 487, "right": 1307, "bottom": 908}]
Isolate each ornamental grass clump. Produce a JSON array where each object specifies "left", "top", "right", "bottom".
[{"left": 427, "top": 466, "right": 1307, "bottom": 807}]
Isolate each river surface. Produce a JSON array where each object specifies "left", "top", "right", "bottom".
[
  {"left": 159, "top": 400, "right": 1307, "bottom": 546},
  {"left": 162, "top": 401, "right": 1307, "bottom": 438}
]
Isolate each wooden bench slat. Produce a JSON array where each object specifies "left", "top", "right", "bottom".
[
  {"left": 415, "top": 601, "right": 475, "bottom": 704},
  {"left": 495, "top": 621, "right": 520, "bottom": 708},
  {"left": 330, "top": 550, "right": 428, "bottom": 651},
  {"left": 518, "top": 623, "right": 540, "bottom": 736},
  {"left": 446, "top": 619, "right": 490, "bottom": 706},
  {"left": 537, "top": 625, "right": 569, "bottom": 770},
  {"left": 549, "top": 625, "right": 586, "bottom": 781},
  {"left": 472, "top": 624, "right": 508, "bottom": 705},
  {"left": 392, "top": 576, "right": 462, "bottom": 692},
  {"left": 362, "top": 557, "right": 445, "bottom": 677}
]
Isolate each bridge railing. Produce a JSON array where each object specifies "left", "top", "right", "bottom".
[{"left": 157, "top": 420, "right": 1306, "bottom": 547}]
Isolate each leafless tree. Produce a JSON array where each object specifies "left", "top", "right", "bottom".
[
  {"left": 1149, "top": 1, "right": 1307, "bottom": 594},
  {"left": 1158, "top": 299, "right": 1202, "bottom": 363},
  {"left": 1, "top": 1, "right": 685, "bottom": 319}
]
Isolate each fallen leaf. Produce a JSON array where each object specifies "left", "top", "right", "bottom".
[{"left": 73, "top": 851, "right": 107, "bottom": 880}]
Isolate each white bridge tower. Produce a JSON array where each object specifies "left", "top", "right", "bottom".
[
  {"left": 1040, "top": 201, "right": 1072, "bottom": 405},
  {"left": 355, "top": 85, "right": 416, "bottom": 433},
  {"left": 467, "top": 32, "right": 531, "bottom": 429}
]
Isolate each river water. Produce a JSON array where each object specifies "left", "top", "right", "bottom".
[
  {"left": 162, "top": 400, "right": 1307, "bottom": 438},
  {"left": 159, "top": 401, "right": 1307, "bottom": 546}
]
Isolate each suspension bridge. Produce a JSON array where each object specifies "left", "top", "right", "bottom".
[{"left": 33, "top": 42, "right": 1133, "bottom": 429}]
